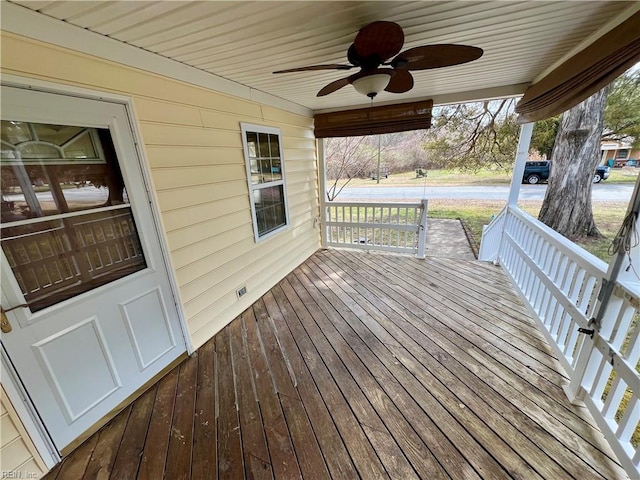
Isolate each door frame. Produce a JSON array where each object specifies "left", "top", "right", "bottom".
[{"left": 1, "top": 74, "right": 193, "bottom": 467}]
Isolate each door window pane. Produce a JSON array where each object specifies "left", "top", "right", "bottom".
[
  {"left": 1, "top": 121, "right": 146, "bottom": 311},
  {"left": 1, "top": 123, "right": 126, "bottom": 222}
]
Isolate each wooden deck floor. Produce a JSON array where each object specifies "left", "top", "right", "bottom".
[{"left": 44, "top": 249, "right": 627, "bottom": 480}]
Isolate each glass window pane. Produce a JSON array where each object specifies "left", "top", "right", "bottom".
[
  {"left": 259, "top": 159, "right": 270, "bottom": 182},
  {"left": 1, "top": 125, "right": 127, "bottom": 222},
  {"left": 1, "top": 121, "right": 32, "bottom": 144},
  {"left": 250, "top": 159, "right": 260, "bottom": 184},
  {"left": 258, "top": 133, "right": 270, "bottom": 158},
  {"left": 32, "top": 124, "right": 84, "bottom": 146},
  {"left": 2, "top": 122, "right": 105, "bottom": 166},
  {"left": 1, "top": 208, "right": 146, "bottom": 312},
  {"left": 1, "top": 147, "right": 18, "bottom": 161},
  {"left": 253, "top": 185, "right": 285, "bottom": 236},
  {"left": 269, "top": 134, "right": 280, "bottom": 157},
  {"left": 1, "top": 122, "right": 147, "bottom": 312},
  {"left": 257, "top": 208, "right": 267, "bottom": 236},
  {"left": 20, "top": 143, "right": 61, "bottom": 159},
  {"left": 270, "top": 157, "right": 282, "bottom": 182},
  {"left": 246, "top": 132, "right": 258, "bottom": 158},
  {"left": 64, "top": 131, "right": 97, "bottom": 159}
]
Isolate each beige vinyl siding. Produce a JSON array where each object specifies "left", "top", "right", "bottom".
[
  {"left": 0, "top": 387, "right": 47, "bottom": 477},
  {"left": 1, "top": 32, "right": 321, "bottom": 349}
]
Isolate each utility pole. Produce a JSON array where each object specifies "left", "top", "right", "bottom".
[{"left": 376, "top": 134, "right": 381, "bottom": 184}]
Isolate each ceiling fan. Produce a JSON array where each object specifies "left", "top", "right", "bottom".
[{"left": 273, "top": 21, "right": 483, "bottom": 98}]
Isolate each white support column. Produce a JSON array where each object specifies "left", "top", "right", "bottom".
[
  {"left": 317, "top": 138, "right": 328, "bottom": 249},
  {"left": 507, "top": 122, "right": 534, "bottom": 206},
  {"left": 488, "top": 122, "right": 534, "bottom": 265}
]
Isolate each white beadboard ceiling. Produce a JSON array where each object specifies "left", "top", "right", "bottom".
[{"left": 6, "top": 1, "right": 638, "bottom": 112}]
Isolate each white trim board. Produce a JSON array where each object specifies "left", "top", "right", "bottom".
[
  {"left": 1, "top": 346, "right": 60, "bottom": 469},
  {"left": 0, "top": 2, "right": 313, "bottom": 118}
]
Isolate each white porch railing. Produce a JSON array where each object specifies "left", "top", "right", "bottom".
[
  {"left": 479, "top": 205, "right": 640, "bottom": 478},
  {"left": 324, "top": 200, "right": 428, "bottom": 258},
  {"left": 477, "top": 207, "right": 507, "bottom": 262}
]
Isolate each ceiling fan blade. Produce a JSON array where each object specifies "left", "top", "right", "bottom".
[
  {"left": 273, "top": 64, "right": 353, "bottom": 74},
  {"left": 393, "top": 45, "right": 483, "bottom": 70},
  {"left": 354, "top": 21, "right": 404, "bottom": 62},
  {"left": 317, "top": 77, "right": 351, "bottom": 97},
  {"left": 385, "top": 70, "right": 414, "bottom": 93}
]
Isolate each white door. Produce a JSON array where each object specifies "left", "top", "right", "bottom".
[{"left": 0, "top": 86, "right": 187, "bottom": 452}]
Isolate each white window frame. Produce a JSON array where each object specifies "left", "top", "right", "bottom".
[{"left": 241, "top": 123, "right": 290, "bottom": 242}]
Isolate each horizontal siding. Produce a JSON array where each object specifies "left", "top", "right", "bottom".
[
  {"left": 179, "top": 222, "right": 317, "bottom": 313},
  {"left": 150, "top": 164, "right": 247, "bottom": 190},
  {"left": 0, "top": 387, "right": 47, "bottom": 476},
  {"left": 162, "top": 196, "right": 247, "bottom": 233},
  {"left": 145, "top": 146, "right": 245, "bottom": 168},
  {"left": 156, "top": 180, "right": 248, "bottom": 210},
  {"left": 190, "top": 230, "right": 320, "bottom": 348},
  {"left": 140, "top": 123, "right": 242, "bottom": 148},
  {"left": 1, "top": 32, "right": 321, "bottom": 350}
]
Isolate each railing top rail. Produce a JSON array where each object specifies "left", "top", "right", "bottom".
[
  {"left": 615, "top": 282, "right": 640, "bottom": 306},
  {"left": 507, "top": 205, "right": 608, "bottom": 275},
  {"left": 326, "top": 201, "right": 424, "bottom": 209},
  {"left": 483, "top": 205, "right": 508, "bottom": 230}
]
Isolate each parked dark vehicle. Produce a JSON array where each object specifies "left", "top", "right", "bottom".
[
  {"left": 522, "top": 161, "right": 550, "bottom": 184},
  {"left": 522, "top": 161, "right": 610, "bottom": 184}
]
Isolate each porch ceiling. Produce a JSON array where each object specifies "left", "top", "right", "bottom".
[{"left": 6, "top": 1, "right": 638, "bottom": 112}]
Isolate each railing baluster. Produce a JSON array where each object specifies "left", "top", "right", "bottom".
[
  {"left": 323, "top": 201, "right": 424, "bottom": 255},
  {"left": 608, "top": 299, "right": 633, "bottom": 348},
  {"left": 616, "top": 394, "right": 639, "bottom": 443},
  {"left": 486, "top": 205, "right": 640, "bottom": 479},
  {"left": 602, "top": 375, "right": 627, "bottom": 419}
]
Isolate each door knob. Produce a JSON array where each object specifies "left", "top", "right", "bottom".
[{"left": 1, "top": 304, "right": 28, "bottom": 333}]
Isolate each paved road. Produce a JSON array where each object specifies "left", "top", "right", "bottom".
[
  {"left": 337, "top": 183, "right": 635, "bottom": 202},
  {"left": 7, "top": 183, "right": 635, "bottom": 204}
]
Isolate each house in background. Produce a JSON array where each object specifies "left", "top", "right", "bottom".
[
  {"left": 1, "top": 1, "right": 639, "bottom": 478},
  {"left": 601, "top": 141, "right": 640, "bottom": 167}
]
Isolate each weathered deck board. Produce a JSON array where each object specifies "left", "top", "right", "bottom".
[
  {"left": 137, "top": 369, "right": 178, "bottom": 480},
  {"left": 44, "top": 249, "right": 627, "bottom": 480}
]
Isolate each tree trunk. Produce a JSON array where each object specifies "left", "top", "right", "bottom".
[{"left": 538, "top": 87, "right": 609, "bottom": 239}]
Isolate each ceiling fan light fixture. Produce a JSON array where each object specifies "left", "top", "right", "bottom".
[
  {"left": 352, "top": 73, "right": 392, "bottom": 98},
  {"left": 273, "top": 21, "right": 483, "bottom": 99}
]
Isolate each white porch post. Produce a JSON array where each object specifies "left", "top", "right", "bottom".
[
  {"left": 485, "top": 122, "right": 534, "bottom": 265},
  {"left": 317, "top": 138, "right": 328, "bottom": 249},
  {"left": 507, "top": 122, "right": 534, "bottom": 206}
]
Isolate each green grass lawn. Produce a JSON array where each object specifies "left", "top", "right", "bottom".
[
  {"left": 339, "top": 166, "right": 636, "bottom": 261},
  {"left": 426, "top": 198, "right": 630, "bottom": 262}
]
